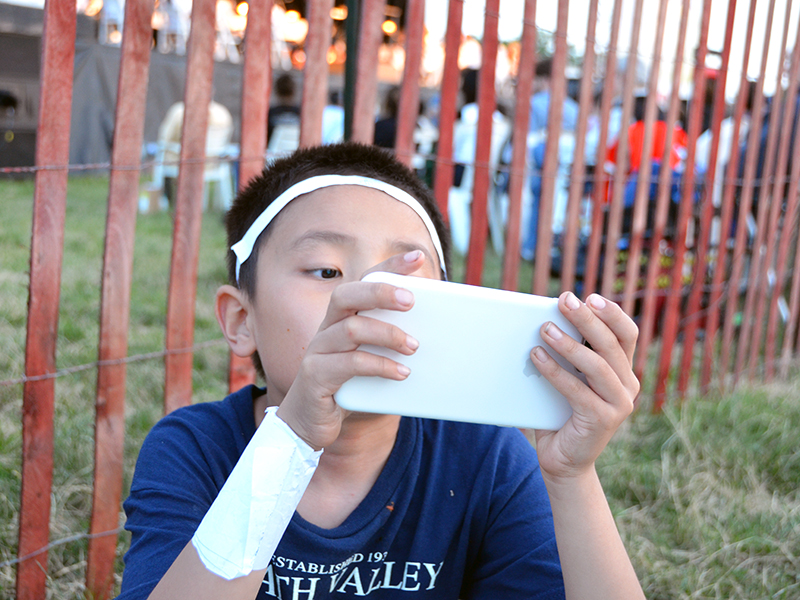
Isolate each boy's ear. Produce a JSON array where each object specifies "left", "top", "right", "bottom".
[{"left": 215, "top": 285, "right": 258, "bottom": 358}]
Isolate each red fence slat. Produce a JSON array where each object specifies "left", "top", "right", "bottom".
[
  {"left": 16, "top": 0, "right": 77, "bottom": 598},
  {"left": 779, "top": 141, "right": 800, "bottom": 376},
  {"left": 654, "top": 0, "right": 711, "bottom": 401},
  {"left": 501, "top": 0, "right": 537, "bottom": 291},
  {"left": 532, "top": 0, "right": 569, "bottom": 296},
  {"left": 163, "top": 0, "right": 217, "bottom": 414},
  {"left": 621, "top": 0, "right": 667, "bottom": 317},
  {"left": 464, "top": 0, "right": 500, "bottom": 285},
  {"left": 395, "top": 0, "right": 425, "bottom": 166},
  {"left": 300, "top": 0, "right": 334, "bottom": 147},
  {"left": 228, "top": 0, "right": 273, "bottom": 394},
  {"left": 634, "top": 0, "right": 692, "bottom": 384},
  {"left": 720, "top": 0, "right": 776, "bottom": 385},
  {"left": 676, "top": 0, "right": 737, "bottom": 395},
  {"left": 350, "top": 0, "right": 387, "bottom": 144},
  {"left": 744, "top": 0, "right": 795, "bottom": 380},
  {"left": 560, "top": 0, "right": 597, "bottom": 294},
  {"left": 431, "top": 0, "right": 464, "bottom": 222},
  {"left": 773, "top": 19, "right": 800, "bottom": 379},
  {"left": 699, "top": 0, "right": 760, "bottom": 390},
  {"left": 600, "top": 0, "right": 643, "bottom": 300},
  {"left": 583, "top": 0, "right": 623, "bottom": 298},
  {"left": 86, "top": 2, "right": 155, "bottom": 598}
]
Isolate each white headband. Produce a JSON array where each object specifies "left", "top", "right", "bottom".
[{"left": 231, "top": 174, "right": 447, "bottom": 282}]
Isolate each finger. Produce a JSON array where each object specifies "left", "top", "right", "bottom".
[
  {"left": 319, "top": 278, "right": 415, "bottom": 331},
  {"left": 531, "top": 345, "right": 635, "bottom": 420},
  {"left": 362, "top": 249, "right": 435, "bottom": 280},
  {"left": 313, "top": 314, "right": 419, "bottom": 356},
  {"left": 303, "top": 348, "right": 412, "bottom": 395},
  {"left": 584, "top": 293, "right": 639, "bottom": 364},
  {"left": 558, "top": 291, "right": 637, "bottom": 380},
  {"left": 539, "top": 322, "right": 638, "bottom": 407}
]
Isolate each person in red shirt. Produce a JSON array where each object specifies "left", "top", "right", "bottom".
[{"left": 603, "top": 94, "right": 688, "bottom": 207}]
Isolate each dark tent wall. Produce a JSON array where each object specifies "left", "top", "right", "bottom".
[
  {"left": 0, "top": 31, "right": 40, "bottom": 170},
  {"left": 69, "top": 42, "right": 245, "bottom": 168},
  {"left": 0, "top": 3, "right": 95, "bottom": 172},
  {"left": 0, "top": 3, "right": 245, "bottom": 172}
]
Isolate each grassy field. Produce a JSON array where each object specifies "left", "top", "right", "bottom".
[{"left": 1, "top": 175, "right": 799, "bottom": 598}]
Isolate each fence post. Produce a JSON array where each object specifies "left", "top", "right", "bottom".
[
  {"left": 764, "top": 19, "right": 800, "bottom": 381},
  {"left": 300, "top": 0, "right": 333, "bottom": 147},
  {"left": 621, "top": 0, "right": 667, "bottom": 316},
  {"left": 676, "top": 0, "right": 737, "bottom": 395},
  {"left": 699, "top": 0, "right": 759, "bottom": 392},
  {"left": 16, "top": 0, "right": 76, "bottom": 598},
  {"left": 350, "top": 0, "right": 387, "bottom": 144},
  {"left": 501, "top": 0, "right": 537, "bottom": 292},
  {"left": 559, "top": 0, "right": 597, "bottom": 295},
  {"left": 395, "top": 0, "right": 425, "bottom": 166},
  {"left": 163, "top": 0, "right": 217, "bottom": 413},
  {"left": 635, "top": 0, "right": 690, "bottom": 390},
  {"left": 599, "top": 0, "right": 643, "bottom": 300},
  {"left": 229, "top": 0, "right": 272, "bottom": 394},
  {"left": 464, "top": 0, "right": 500, "bottom": 285},
  {"left": 719, "top": 0, "right": 776, "bottom": 386},
  {"left": 85, "top": 1, "right": 155, "bottom": 597},
  {"left": 432, "top": 0, "right": 464, "bottom": 222},
  {"left": 742, "top": 0, "right": 795, "bottom": 381},
  {"left": 654, "top": 0, "right": 712, "bottom": 401},
  {"left": 583, "top": 0, "right": 623, "bottom": 298},
  {"left": 532, "top": 0, "right": 569, "bottom": 296}
]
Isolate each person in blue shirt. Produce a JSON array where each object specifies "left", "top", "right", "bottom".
[
  {"left": 528, "top": 58, "right": 579, "bottom": 135},
  {"left": 521, "top": 58, "right": 579, "bottom": 261},
  {"left": 119, "top": 143, "right": 645, "bottom": 600}
]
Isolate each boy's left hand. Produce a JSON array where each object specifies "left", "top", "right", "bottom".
[{"left": 532, "top": 291, "right": 640, "bottom": 484}]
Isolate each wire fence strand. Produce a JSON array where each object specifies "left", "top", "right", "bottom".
[
  {"left": 0, "top": 338, "right": 228, "bottom": 388},
  {"left": 0, "top": 528, "right": 124, "bottom": 569}
]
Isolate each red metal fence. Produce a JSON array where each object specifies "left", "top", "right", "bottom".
[{"left": 8, "top": 0, "right": 800, "bottom": 597}]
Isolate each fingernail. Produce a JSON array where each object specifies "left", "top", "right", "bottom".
[
  {"left": 588, "top": 294, "right": 606, "bottom": 310},
  {"left": 565, "top": 291, "right": 581, "bottom": 310},
  {"left": 545, "top": 322, "right": 563, "bottom": 340},
  {"left": 533, "top": 346, "right": 549, "bottom": 362},
  {"left": 397, "top": 364, "right": 411, "bottom": 376},
  {"left": 404, "top": 250, "right": 422, "bottom": 262},
  {"left": 406, "top": 335, "right": 419, "bottom": 350},
  {"left": 395, "top": 288, "right": 414, "bottom": 306}
]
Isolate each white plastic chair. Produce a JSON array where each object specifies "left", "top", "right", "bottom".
[
  {"left": 151, "top": 102, "right": 235, "bottom": 211},
  {"left": 448, "top": 114, "right": 512, "bottom": 254},
  {"left": 266, "top": 122, "right": 301, "bottom": 161}
]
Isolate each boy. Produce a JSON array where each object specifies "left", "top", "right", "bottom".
[{"left": 119, "top": 143, "right": 644, "bottom": 599}]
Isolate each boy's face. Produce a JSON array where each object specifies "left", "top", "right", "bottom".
[{"left": 246, "top": 185, "right": 442, "bottom": 406}]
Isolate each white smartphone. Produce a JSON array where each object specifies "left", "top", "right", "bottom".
[{"left": 335, "top": 272, "right": 583, "bottom": 430}]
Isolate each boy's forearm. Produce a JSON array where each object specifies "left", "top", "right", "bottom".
[
  {"left": 543, "top": 468, "right": 645, "bottom": 600},
  {"left": 148, "top": 543, "right": 266, "bottom": 600}
]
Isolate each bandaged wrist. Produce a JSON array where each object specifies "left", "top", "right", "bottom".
[{"left": 191, "top": 406, "right": 322, "bottom": 580}]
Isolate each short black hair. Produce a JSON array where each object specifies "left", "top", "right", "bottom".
[
  {"left": 535, "top": 58, "right": 553, "bottom": 78},
  {"left": 224, "top": 142, "right": 452, "bottom": 377},
  {"left": 461, "top": 68, "right": 478, "bottom": 105},
  {"left": 274, "top": 73, "right": 296, "bottom": 100}
]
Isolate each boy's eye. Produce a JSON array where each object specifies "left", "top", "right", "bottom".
[{"left": 312, "top": 268, "right": 341, "bottom": 279}]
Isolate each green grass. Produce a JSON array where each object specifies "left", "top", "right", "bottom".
[
  {"left": 1, "top": 175, "right": 799, "bottom": 598},
  {"left": 599, "top": 383, "right": 800, "bottom": 599}
]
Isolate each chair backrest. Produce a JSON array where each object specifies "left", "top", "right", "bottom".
[{"left": 267, "top": 122, "right": 301, "bottom": 157}]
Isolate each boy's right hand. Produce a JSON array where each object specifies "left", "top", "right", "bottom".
[{"left": 276, "top": 250, "right": 432, "bottom": 450}]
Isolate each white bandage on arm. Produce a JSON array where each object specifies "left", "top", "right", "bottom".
[{"left": 191, "top": 406, "right": 322, "bottom": 580}]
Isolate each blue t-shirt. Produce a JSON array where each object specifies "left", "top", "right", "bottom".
[{"left": 118, "top": 385, "right": 564, "bottom": 599}]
